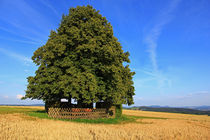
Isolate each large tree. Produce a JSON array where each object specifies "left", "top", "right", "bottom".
[{"left": 23, "top": 5, "right": 135, "bottom": 108}]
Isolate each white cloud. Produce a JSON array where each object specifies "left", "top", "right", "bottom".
[
  {"left": 3, "top": 96, "right": 9, "bottom": 99},
  {"left": 24, "top": 69, "right": 29, "bottom": 73},
  {"left": 16, "top": 94, "right": 24, "bottom": 99},
  {"left": 134, "top": 96, "right": 143, "bottom": 101}
]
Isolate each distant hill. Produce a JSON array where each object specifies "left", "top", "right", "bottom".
[
  {"left": 126, "top": 106, "right": 210, "bottom": 116},
  {"left": 183, "top": 106, "right": 210, "bottom": 111}
]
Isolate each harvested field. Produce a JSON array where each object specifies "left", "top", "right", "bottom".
[{"left": 0, "top": 106, "right": 209, "bottom": 140}]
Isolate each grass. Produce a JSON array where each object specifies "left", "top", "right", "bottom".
[
  {"left": 27, "top": 110, "right": 141, "bottom": 124},
  {"left": 27, "top": 111, "right": 50, "bottom": 119},
  {"left": 0, "top": 106, "right": 167, "bottom": 124},
  {"left": 67, "top": 115, "right": 136, "bottom": 124}
]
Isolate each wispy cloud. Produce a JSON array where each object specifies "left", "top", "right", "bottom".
[
  {"left": 3, "top": 95, "right": 9, "bottom": 99},
  {"left": 7, "top": 0, "right": 52, "bottom": 31},
  {"left": 0, "top": 26, "right": 43, "bottom": 43},
  {"left": 40, "top": 0, "right": 60, "bottom": 18},
  {"left": 133, "top": 90, "right": 210, "bottom": 106},
  {"left": 0, "top": 48, "right": 32, "bottom": 65},
  {"left": 145, "top": 0, "right": 181, "bottom": 71},
  {"left": 177, "top": 91, "right": 210, "bottom": 99},
  {"left": 167, "top": 90, "right": 210, "bottom": 106},
  {"left": 5, "top": 21, "right": 47, "bottom": 40},
  {"left": 142, "top": 69, "right": 172, "bottom": 89},
  {"left": 143, "top": 0, "right": 181, "bottom": 92},
  {"left": 0, "top": 0, "right": 53, "bottom": 43},
  {"left": 0, "top": 36, "right": 40, "bottom": 45}
]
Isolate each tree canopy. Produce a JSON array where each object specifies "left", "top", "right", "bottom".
[{"left": 23, "top": 5, "right": 135, "bottom": 107}]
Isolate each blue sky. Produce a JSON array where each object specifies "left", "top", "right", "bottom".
[{"left": 0, "top": 0, "right": 210, "bottom": 106}]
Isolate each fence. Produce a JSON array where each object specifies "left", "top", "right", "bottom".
[{"left": 48, "top": 107, "right": 115, "bottom": 119}]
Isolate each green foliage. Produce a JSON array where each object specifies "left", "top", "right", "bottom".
[
  {"left": 23, "top": 5, "right": 135, "bottom": 106},
  {"left": 115, "top": 104, "right": 122, "bottom": 118}
]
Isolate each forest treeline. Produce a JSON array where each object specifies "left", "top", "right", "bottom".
[{"left": 126, "top": 106, "right": 210, "bottom": 116}]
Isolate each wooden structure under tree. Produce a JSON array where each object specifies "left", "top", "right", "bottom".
[
  {"left": 46, "top": 99, "right": 117, "bottom": 119},
  {"left": 48, "top": 106, "right": 116, "bottom": 119}
]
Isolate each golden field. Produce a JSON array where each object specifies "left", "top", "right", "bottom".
[{"left": 0, "top": 106, "right": 210, "bottom": 140}]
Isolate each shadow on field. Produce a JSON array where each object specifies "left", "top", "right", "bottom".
[{"left": 33, "top": 110, "right": 46, "bottom": 113}]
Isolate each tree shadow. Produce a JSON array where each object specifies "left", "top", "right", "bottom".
[{"left": 32, "top": 110, "right": 46, "bottom": 113}]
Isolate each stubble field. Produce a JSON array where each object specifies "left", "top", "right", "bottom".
[{"left": 0, "top": 106, "right": 209, "bottom": 140}]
